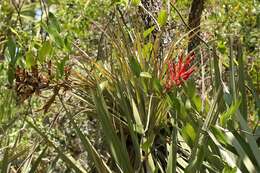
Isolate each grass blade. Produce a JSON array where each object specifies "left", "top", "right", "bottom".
[
  {"left": 1, "top": 147, "right": 10, "bottom": 173},
  {"left": 59, "top": 96, "right": 112, "bottom": 173},
  {"left": 28, "top": 146, "right": 48, "bottom": 173},
  {"left": 236, "top": 37, "right": 248, "bottom": 120},
  {"left": 166, "top": 112, "right": 177, "bottom": 173},
  {"left": 92, "top": 88, "right": 133, "bottom": 173},
  {"left": 186, "top": 87, "right": 222, "bottom": 173},
  {"left": 220, "top": 127, "right": 258, "bottom": 173},
  {"left": 25, "top": 119, "right": 87, "bottom": 173}
]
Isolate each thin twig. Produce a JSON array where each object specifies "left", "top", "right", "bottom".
[
  {"left": 170, "top": 3, "right": 212, "bottom": 51},
  {"left": 139, "top": 3, "right": 161, "bottom": 31},
  {"left": 39, "top": 0, "right": 49, "bottom": 24},
  {"left": 11, "top": 0, "right": 25, "bottom": 27},
  {"left": 72, "top": 42, "right": 92, "bottom": 60}
]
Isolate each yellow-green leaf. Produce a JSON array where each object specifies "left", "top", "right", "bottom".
[
  {"left": 38, "top": 41, "right": 52, "bottom": 63},
  {"left": 157, "top": 9, "right": 167, "bottom": 27},
  {"left": 26, "top": 51, "right": 35, "bottom": 68}
]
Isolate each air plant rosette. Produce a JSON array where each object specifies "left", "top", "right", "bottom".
[{"left": 164, "top": 52, "right": 196, "bottom": 92}]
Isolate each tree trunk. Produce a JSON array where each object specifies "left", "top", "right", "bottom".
[{"left": 188, "top": 0, "right": 205, "bottom": 52}]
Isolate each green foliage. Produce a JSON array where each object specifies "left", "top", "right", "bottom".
[
  {"left": 0, "top": 0, "right": 259, "bottom": 173},
  {"left": 157, "top": 9, "right": 168, "bottom": 27}
]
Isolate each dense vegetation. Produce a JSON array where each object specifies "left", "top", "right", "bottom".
[{"left": 0, "top": 0, "right": 259, "bottom": 173}]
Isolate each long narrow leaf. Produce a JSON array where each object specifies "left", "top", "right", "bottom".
[
  {"left": 92, "top": 88, "right": 133, "bottom": 173},
  {"left": 59, "top": 97, "right": 112, "bottom": 173},
  {"left": 186, "top": 87, "right": 222, "bottom": 173},
  {"left": 25, "top": 119, "right": 87, "bottom": 173},
  {"left": 28, "top": 146, "right": 48, "bottom": 173}
]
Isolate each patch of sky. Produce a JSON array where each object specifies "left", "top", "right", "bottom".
[{"left": 35, "top": 8, "right": 42, "bottom": 21}]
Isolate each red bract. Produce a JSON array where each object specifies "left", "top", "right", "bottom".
[{"left": 165, "top": 52, "right": 195, "bottom": 91}]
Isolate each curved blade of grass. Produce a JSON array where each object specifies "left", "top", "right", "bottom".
[
  {"left": 228, "top": 36, "right": 260, "bottom": 168},
  {"left": 131, "top": 98, "right": 144, "bottom": 134},
  {"left": 92, "top": 88, "right": 133, "bottom": 173},
  {"left": 28, "top": 146, "right": 48, "bottom": 173},
  {"left": 21, "top": 152, "right": 33, "bottom": 173},
  {"left": 1, "top": 147, "right": 10, "bottom": 173},
  {"left": 46, "top": 153, "right": 60, "bottom": 173},
  {"left": 116, "top": 81, "right": 142, "bottom": 168},
  {"left": 166, "top": 112, "right": 177, "bottom": 173},
  {"left": 8, "top": 147, "right": 29, "bottom": 164},
  {"left": 220, "top": 99, "right": 241, "bottom": 127},
  {"left": 208, "top": 130, "right": 242, "bottom": 173},
  {"left": 234, "top": 110, "right": 260, "bottom": 168},
  {"left": 230, "top": 126, "right": 260, "bottom": 170},
  {"left": 220, "top": 127, "right": 257, "bottom": 173},
  {"left": 186, "top": 87, "right": 222, "bottom": 173},
  {"left": 59, "top": 96, "right": 112, "bottom": 173},
  {"left": 25, "top": 119, "right": 87, "bottom": 173}
]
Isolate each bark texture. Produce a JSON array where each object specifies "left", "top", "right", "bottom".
[{"left": 188, "top": 0, "right": 205, "bottom": 52}]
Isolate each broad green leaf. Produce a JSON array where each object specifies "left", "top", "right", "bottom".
[
  {"left": 157, "top": 9, "right": 167, "bottom": 27},
  {"left": 208, "top": 130, "right": 239, "bottom": 172},
  {"left": 186, "top": 88, "right": 222, "bottom": 173},
  {"left": 38, "top": 41, "right": 52, "bottom": 63},
  {"left": 7, "top": 37, "right": 17, "bottom": 63},
  {"left": 217, "top": 41, "right": 226, "bottom": 54},
  {"left": 220, "top": 99, "right": 241, "bottom": 126},
  {"left": 49, "top": 12, "right": 61, "bottom": 32},
  {"left": 211, "top": 127, "right": 228, "bottom": 146},
  {"left": 49, "top": 28, "right": 64, "bottom": 48},
  {"left": 26, "top": 51, "right": 35, "bottom": 68},
  {"left": 129, "top": 56, "right": 141, "bottom": 76},
  {"left": 143, "top": 26, "right": 155, "bottom": 38},
  {"left": 64, "top": 36, "right": 72, "bottom": 52},
  {"left": 182, "top": 123, "right": 196, "bottom": 145},
  {"left": 234, "top": 111, "right": 260, "bottom": 169},
  {"left": 185, "top": 79, "right": 197, "bottom": 98},
  {"left": 131, "top": 0, "right": 140, "bottom": 6},
  {"left": 192, "top": 95, "right": 202, "bottom": 112},
  {"left": 7, "top": 64, "right": 15, "bottom": 85},
  {"left": 42, "top": 23, "right": 64, "bottom": 48},
  {"left": 222, "top": 165, "right": 237, "bottom": 173},
  {"left": 152, "top": 78, "right": 163, "bottom": 93}
]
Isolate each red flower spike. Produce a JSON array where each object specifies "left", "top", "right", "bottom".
[{"left": 165, "top": 52, "right": 195, "bottom": 91}]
